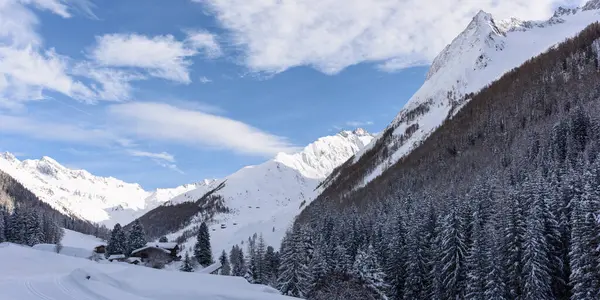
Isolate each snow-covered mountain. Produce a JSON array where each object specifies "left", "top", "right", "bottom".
[
  {"left": 139, "top": 129, "right": 373, "bottom": 256},
  {"left": 0, "top": 152, "right": 215, "bottom": 227},
  {"left": 321, "top": 1, "right": 600, "bottom": 194}
]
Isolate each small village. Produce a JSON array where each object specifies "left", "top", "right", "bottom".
[{"left": 93, "top": 220, "right": 223, "bottom": 275}]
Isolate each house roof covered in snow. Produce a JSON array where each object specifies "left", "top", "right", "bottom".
[
  {"left": 147, "top": 242, "right": 178, "bottom": 250},
  {"left": 131, "top": 246, "right": 171, "bottom": 255},
  {"left": 199, "top": 261, "right": 222, "bottom": 274},
  {"left": 108, "top": 254, "right": 125, "bottom": 260}
]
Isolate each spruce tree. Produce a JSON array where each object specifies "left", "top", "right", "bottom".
[
  {"left": 484, "top": 222, "right": 507, "bottom": 300},
  {"left": 385, "top": 215, "right": 407, "bottom": 299},
  {"left": 465, "top": 212, "right": 487, "bottom": 300},
  {"left": 352, "top": 244, "right": 388, "bottom": 299},
  {"left": 439, "top": 210, "right": 467, "bottom": 300},
  {"left": 180, "top": 253, "right": 194, "bottom": 272},
  {"left": 521, "top": 194, "right": 553, "bottom": 300},
  {"left": 127, "top": 220, "right": 147, "bottom": 254},
  {"left": 0, "top": 210, "right": 6, "bottom": 243},
  {"left": 219, "top": 250, "right": 231, "bottom": 275},
  {"left": 107, "top": 223, "right": 128, "bottom": 256},
  {"left": 194, "top": 222, "right": 213, "bottom": 267},
  {"left": 230, "top": 245, "right": 247, "bottom": 277},
  {"left": 6, "top": 206, "right": 26, "bottom": 244},
  {"left": 277, "top": 230, "right": 310, "bottom": 297},
  {"left": 25, "top": 211, "right": 43, "bottom": 246}
]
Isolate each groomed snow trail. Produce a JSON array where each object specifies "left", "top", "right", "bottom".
[{"left": 0, "top": 243, "right": 298, "bottom": 300}]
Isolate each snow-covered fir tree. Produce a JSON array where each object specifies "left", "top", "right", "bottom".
[
  {"left": 180, "top": 252, "right": 194, "bottom": 272},
  {"left": 194, "top": 222, "right": 213, "bottom": 267},
  {"left": 352, "top": 244, "right": 388, "bottom": 299},
  {"left": 219, "top": 250, "right": 231, "bottom": 276},
  {"left": 127, "top": 220, "right": 147, "bottom": 254},
  {"left": 107, "top": 223, "right": 128, "bottom": 256}
]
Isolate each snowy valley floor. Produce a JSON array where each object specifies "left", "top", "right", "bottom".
[{"left": 0, "top": 238, "right": 296, "bottom": 300}]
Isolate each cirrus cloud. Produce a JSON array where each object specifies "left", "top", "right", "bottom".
[{"left": 108, "top": 102, "right": 298, "bottom": 156}]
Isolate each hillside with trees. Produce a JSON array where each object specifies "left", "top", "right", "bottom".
[
  {"left": 275, "top": 22, "right": 600, "bottom": 299},
  {"left": 0, "top": 170, "right": 110, "bottom": 246}
]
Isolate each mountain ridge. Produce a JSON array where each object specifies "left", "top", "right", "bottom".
[{"left": 319, "top": 2, "right": 600, "bottom": 198}]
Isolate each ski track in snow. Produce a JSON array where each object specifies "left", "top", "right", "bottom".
[{"left": 0, "top": 243, "right": 298, "bottom": 300}]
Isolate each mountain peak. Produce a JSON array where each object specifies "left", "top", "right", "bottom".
[
  {"left": 0, "top": 152, "right": 18, "bottom": 163},
  {"left": 426, "top": 10, "right": 504, "bottom": 80}
]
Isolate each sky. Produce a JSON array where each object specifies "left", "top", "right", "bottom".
[{"left": 0, "top": 0, "right": 585, "bottom": 189}]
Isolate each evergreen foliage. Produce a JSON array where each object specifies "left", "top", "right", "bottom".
[{"left": 194, "top": 222, "right": 213, "bottom": 267}]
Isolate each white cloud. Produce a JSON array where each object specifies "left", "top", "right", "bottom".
[
  {"left": 198, "top": 0, "right": 566, "bottom": 74},
  {"left": 126, "top": 149, "right": 184, "bottom": 173},
  {"left": 198, "top": 76, "right": 212, "bottom": 83},
  {"left": 345, "top": 120, "right": 373, "bottom": 127},
  {"left": 89, "top": 32, "right": 220, "bottom": 83},
  {"left": 108, "top": 102, "right": 298, "bottom": 156},
  {"left": 185, "top": 30, "right": 222, "bottom": 58},
  {"left": 0, "top": 114, "right": 126, "bottom": 146},
  {"left": 0, "top": 0, "right": 132, "bottom": 109},
  {"left": 18, "top": 0, "right": 71, "bottom": 18},
  {"left": 126, "top": 150, "right": 175, "bottom": 162}
]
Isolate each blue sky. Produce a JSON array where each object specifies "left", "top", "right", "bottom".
[{"left": 0, "top": 0, "right": 578, "bottom": 189}]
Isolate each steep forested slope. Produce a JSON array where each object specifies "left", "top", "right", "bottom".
[
  {"left": 0, "top": 170, "right": 110, "bottom": 242},
  {"left": 278, "top": 23, "right": 600, "bottom": 300},
  {"left": 318, "top": 3, "right": 600, "bottom": 200}
]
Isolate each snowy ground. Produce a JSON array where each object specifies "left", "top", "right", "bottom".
[{"left": 0, "top": 243, "right": 297, "bottom": 300}]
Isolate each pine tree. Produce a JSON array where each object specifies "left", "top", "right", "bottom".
[
  {"left": 263, "top": 245, "right": 280, "bottom": 286},
  {"left": 127, "top": 220, "right": 147, "bottom": 254},
  {"left": 107, "top": 223, "right": 128, "bottom": 256},
  {"left": 0, "top": 210, "right": 6, "bottom": 243},
  {"left": 385, "top": 215, "right": 407, "bottom": 299},
  {"left": 439, "top": 210, "right": 467, "bottom": 300},
  {"left": 569, "top": 181, "right": 600, "bottom": 300},
  {"left": 503, "top": 190, "right": 526, "bottom": 299},
  {"left": 333, "top": 244, "right": 352, "bottom": 274},
  {"left": 522, "top": 193, "right": 553, "bottom": 300},
  {"left": 194, "top": 222, "right": 213, "bottom": 267},
  {"left": 307, "top": 248, "right": 327, "bottom": 292},
  {"left": 230, "top": 245, "right": 247, "bottom": 277},
  {"left": 277, "top": 230, "right": 310, "bottom": 297},
  {"left": 159, "top": 236, "right": 168, "bottom": 243},
  {"left": 180, "top": 252, "right": 194, "bottom": 272},
  {"left": 483, "top": 222, "right": 507, "bottom": 300},
  {"left": 254, "top": 234, "right": 267, "bottom": 283},
  {"left": 219, "top": 250, "right": 231, "bottom": 275},
  {"left": 6, "top": 206, "right": 26, "bottom": 244},
  {"left": 352, "top": 244, "right": 388, "bottom": 299},
  {"left": 465, "top": 212, "right": 487, "bottom": 300},
  {"left": 25, "top": 210, "right": 44, "bottom": 246}
]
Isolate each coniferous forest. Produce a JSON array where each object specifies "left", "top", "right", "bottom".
[
  {"left": 0, "top": 170, "right": 111, "bottom": 246},
  {"left": 270, "top": 23, "right": 600, "bottom": 300}
]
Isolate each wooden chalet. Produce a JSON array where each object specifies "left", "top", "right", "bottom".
[
  {"left": 130, "top": 242, "right": 181, "bottom": 265},
  {"left": 93, "top": 244, "right": 106, "bottom": 254}
]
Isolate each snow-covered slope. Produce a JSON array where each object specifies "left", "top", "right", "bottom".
[
  {"left": 0, "top": 243, "right": 297, "bottom": 299},
  {"left": 325, "top": 2, "right": 600, "bottom": 192},
  {"left": 152, "top": 129, "right": 373, "bottom": 256},
  {"left": 0, "top": 152, "right": 214, "bottom": 227}
]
